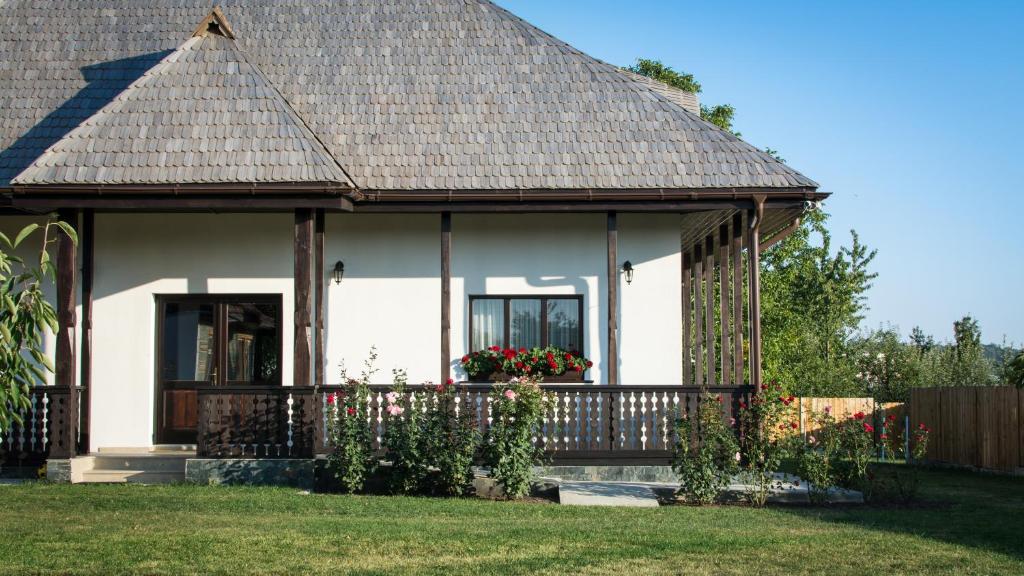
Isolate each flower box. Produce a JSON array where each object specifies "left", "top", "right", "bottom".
[
  {"left": 460, "top": 345, "right": 593, "bottom": 383},
  {"left": 466, "top": 371, "right": 584, "bottom": 383}
]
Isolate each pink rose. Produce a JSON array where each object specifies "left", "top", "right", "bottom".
[
  {"left": 386, "top": 404, "right": 404, "bottom": 416},
  {"left": 385, "top": 392, "right": 399, "bottom": 404},
  {"left": 503, "top": 389, "right": 517, "bottom": 401}
]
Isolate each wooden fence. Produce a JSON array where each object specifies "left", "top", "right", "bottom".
[
  {"left": 796, "top": 397, "right": 906, "bottom": 437},
  {"left": 910, "top": 386, "right": 1023, "bottom": 473}
]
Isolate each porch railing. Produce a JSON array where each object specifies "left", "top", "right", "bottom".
[
  {"left": 196, "top": 386, "right": 317, "bottom": 458},
  {"left": 0, "top": 386, "right": 83, "bottom": 467},
  {"left": 196, "top": 384, "right": 751, "bottom": 464}
]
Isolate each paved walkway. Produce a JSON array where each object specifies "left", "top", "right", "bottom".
[
  {"left": 557, "top": 481, "right": 666, "bottom": 507},
  {"left": 554, "top": 473, "right": 864, "bottom": 507}
]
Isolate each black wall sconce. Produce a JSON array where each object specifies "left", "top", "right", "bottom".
[
  {"left": 332, "top": 260, "right": 345, "bottom": 284},
  {"left": 622, "top": 260, "right": 634, "bottom": 285}
]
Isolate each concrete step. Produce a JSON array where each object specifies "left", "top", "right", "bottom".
[
  {"left": 78, "top": 470, "right": 183, "bottom": 484},
  {"left": 90, "top": 455, "right": 188, "bottom": 473}
]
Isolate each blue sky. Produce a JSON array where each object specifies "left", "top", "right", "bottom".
[{"left": 498, "top": 0, "right": 1024, "bottom": 345}]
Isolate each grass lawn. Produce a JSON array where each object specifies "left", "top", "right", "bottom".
[{"left": 1, "top": 466, "right": 1022, "bottom": 575}]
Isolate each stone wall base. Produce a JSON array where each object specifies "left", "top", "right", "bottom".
[
  {"left": 185, "top": 459, "right": 314, "bottom": 489},
  {"left": 46, "top": 459, "right": 72, "bottom": 483},
  {"left": 534, "top": 465, "right": 677, "bottom": 483}
]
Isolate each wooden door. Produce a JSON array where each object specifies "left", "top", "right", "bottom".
[{"left": 156, "top": 295, "right": 281, "bottom": 444}]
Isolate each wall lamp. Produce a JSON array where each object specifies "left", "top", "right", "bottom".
[
  {"left": 622, "top": 261, "right": 634, "bottom": 285},
  {"left": 332, "top": 260, "right": 345, "bottom": 284}
]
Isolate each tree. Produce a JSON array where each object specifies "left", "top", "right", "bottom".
[
  {"left": 626, "top": 59, "right": 739, "bottom": 135},
  {"left": 909, "top": 326, "right": 935, "bottom": 357},
  {"left": 0, "top": 218, "right": 76, "bottom": 433},
  {"left": 1004, "top": 350, "right": 1024, "bottom": 388},
  {"left": 760, "top": 210, "right": 877, "bottom": 396}
]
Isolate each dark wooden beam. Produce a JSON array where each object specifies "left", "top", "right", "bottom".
[
  {"left": 356, "top": 200, "right": 759, "bottom": 213},
  {"left": 693, "top": 243, "right": 704, "bottom": 388},
  {"left": 719, "top": 223, "right": 731, "bottom": 388},
  {"left": 314, "top": 209, "right": 325, "bottom": 388},
  {"left": 731, "top": 212, "right": 744, "bottom": 386},
  {"left": 441, "top": 212, "right": 452, "bottom": 383},
  {"left": 681, "top": 251, "right": 692, "bottom": 386},
  {"left": 12, "top": 194, "right": 354, "bottom": 212},
  {"left": 748, "top": 197, "right": 766, "bottom": 389},
  {"left": 364, "top": 187, "right": 825, "bottom": 202},
  {"left": 294, "top": 209, "right": 313, "bottom": 387},
  {"left": 79, "top": 209, "right": 94, "bottom": 452},
  {"left": 607, "top": 212, "right": 618, "bottom": 385},
  {"left": 51, "top": 209, "right": 79, "bottom": 458},
  {"left": 704, "top": 235, "right": 716, "bottom": 387}
]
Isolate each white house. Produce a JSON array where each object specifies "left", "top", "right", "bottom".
[{"left": 0, "top": 1, "right": 824, "bottom": 482}]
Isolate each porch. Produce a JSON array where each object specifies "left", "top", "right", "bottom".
[{"left": 1, "top": 196, "right": 800, "bottom": 480}]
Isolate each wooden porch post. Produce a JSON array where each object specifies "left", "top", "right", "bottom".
[
  {"left": 731, "top": 212, "right": 744, "bottom": 386},
  {"left": 441, "top": 212, "right": 451, "bottom": 383},
  {"left": 79, "top": 209, "right": 94, "bottom": 452},
  {"left": 294, "top": 209, "right": 313, "bottom": 387},
  {"left": 748, "top": 197, "right": 765, "bottom": 389},
  {"left": 606, "top": 211, "right": 618, "bottom": 385},
  {"left": 314, "top": 209, "right": 325, "bottom": 388},
  {"left": 681, "top": 250, "right": 692, "bottom": 386},
  {"left": 719, "top": 223, "right": 731, "bottom": 388},
  {"left": 50, "top": 208, "right": 79, "bottom": 459},
  {"left": 703, "top": 235, "right": 715, "bottom": 386},
  {"left": 693, "top": 243, "right": 704, "bottom": 388}
]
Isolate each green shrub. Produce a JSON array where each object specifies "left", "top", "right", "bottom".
[
  {"left": 738, "top": 380, "right": 799, "bottom": 507},
  {"left": 326, "top": 350, "right": 377, "bottom": 493},
  {"left": 380, "top": 369, "right": 427, "bottom": 494},
  {"left": 381, "top": 374, "right": 481, "bottom": 497},
  {"left": 422, "top": 380, "right": 481, "bottom": 496},
  {"left": 484, "top": 376, "right": 552, "bottom": 499},
  {"left": 795, "top": 407, "right": 844, "bottom": 504},
  {"left": 672, "top": 392, "right": 740, "bottom": 505}
]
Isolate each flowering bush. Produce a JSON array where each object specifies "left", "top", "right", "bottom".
[
  {"left": 381, "top": 374, "right": 481, "bottom": 496},
  {"left": 672, "top": 392, "right": 740, "bottom": 505},
  {"left": 738, "top": 380, "right": 799, "bottom": 507},
  {"left": 795, "top": 407, "right": 844, "bottom": 504},
  {"left": 483, "top": 376, "right": 553, "bottom": 499},
  {"left": 327, "top": 350, "right": 377, "bottom": 493},
  {"left": 422, "top": 378, "right": 481, "bottom": 496},
  {"left": 873, "top": 417, "right": 932, "bottom": 504},
  {"left": 380, "top": 369, "right": 427, "bottom": 494},
  {"left": 461, "top": 346, "right": 592, "bottom": 380},
  {"left": 836, "top": 410, "right": 876, "bottom": 491}
]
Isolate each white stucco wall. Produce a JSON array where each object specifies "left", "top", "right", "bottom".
[
  {"left": 324, "top": 214, "right": 441, "bottom": 384},
  {"left": 89, "top": 213, "right": 293, "bottom": 449}
]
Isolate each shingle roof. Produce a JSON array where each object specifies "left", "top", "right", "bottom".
[
  {"left": 12, "top": 17, "right": 354, "bottom": 187},
  {"left": 0, "top": 0, "right": 819, "bottom": 192}
]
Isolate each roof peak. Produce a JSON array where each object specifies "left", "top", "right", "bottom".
[{"left": 192, "top": 6, "right": 235, "bottom": 40}]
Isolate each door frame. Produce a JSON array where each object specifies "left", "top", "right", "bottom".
[{"left": 153, "top": 293, "right": 284, "bottom": 444}]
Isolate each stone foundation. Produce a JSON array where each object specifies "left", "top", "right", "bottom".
[
  {"left": 45, "top": 459, "right": 72, "bottom": 483},
  {"left": 185, "top": 459, "right": 314, "bottom": 489},
  {"left": 534, "top": 465, "right": 677, "bottom": 483}
]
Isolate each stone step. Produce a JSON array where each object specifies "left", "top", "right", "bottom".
[
  {"left": 78, "top": 470, "right": 184, "bottom": 484},
  {"left": 89, "top": 454, "right": 189, "bottom": 473}
]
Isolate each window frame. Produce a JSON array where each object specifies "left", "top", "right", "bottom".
[{"left": 468, "top": 294, "right": 585, "bottom": 353}]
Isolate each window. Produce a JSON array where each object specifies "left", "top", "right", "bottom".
[{"left": 469, "top": 295, "right": 583, "bottom": 352}]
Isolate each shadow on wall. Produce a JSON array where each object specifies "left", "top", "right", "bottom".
[{"left": 0, "top": 52, "right": 172, "bottom": 185}]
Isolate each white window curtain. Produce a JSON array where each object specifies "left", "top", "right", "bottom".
[
  {"left": 471, "top": 299, "right": 504, "bottom": 350},
  {"left": 546, "top": 299, "right": 580, "bottom": 352},
  {"left": 509, "top": 299, "right": 541, "bottom": 349}
]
